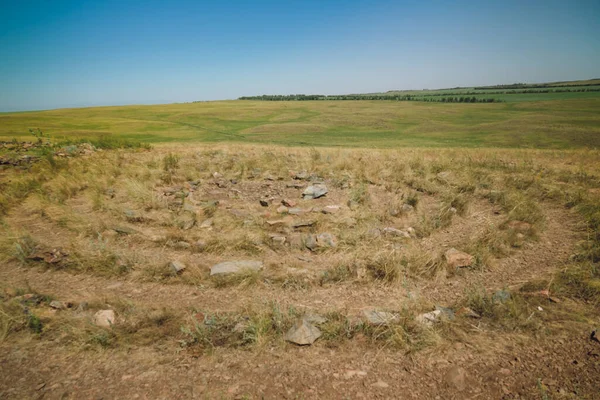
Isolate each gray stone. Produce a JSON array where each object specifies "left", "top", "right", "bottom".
[
  {"left": 288, "top": 207, "right": 306, "bottom": 216},
  {"left": 401, "top": 204, "right": 414, "bottom": 213},
  {"left": 276, "top": 205, "right": 288, "bottom": 214},
  {"left": 316, "top": 232, "right": 336, "bottom": 248},
  {"left": 49, "top": 300, "right": 65, "bottom": 310},
  {"left": 285, "top": 319, "right": 322, "bottom": 345},
  {"left": 294, "top": 171, "right": 309, "bottom": 180},
  {"left": 416, "top": 310, "right": 442, "bottom": 327},
  {"left": 362, "top": 310, "right": 399, "bottom": 325},
  {"left": 173, "top": 241, "right": 191, "bottom": 250},
  {"left": 210, "top": 260, "right": 264, "bottom": 276},
  {"left": 302, "top": 184, "right": 328, "bottom": 199},
  {"left": 271, "top": 235, "right": 286, "bottom": 245},
  {"left": 124, "top": 209, "right": 143, "bottom": 222},
  {"left": 493, "top": 290, "right": 511, "bottom": 303},
  {"left": 76, "top": 302, "right": 89, "bottom": 312},
  {"left": 322, "top": 205, "right": 341, "bottom": 214},
  {"left": 303, "top": 314, "right": 327, "bottom": 325},
  {"left": 288, "top": 233, "right": 304, "bottom": 249},
  {"left": 304, "top": 235, "right": 318, "bottom": 251},
  {"left": 293, "top": 220, "right": 316, "bottom": 228},
  {"left": 168, "top": 260, "right": 186, "bottom": 274},
  {"left": 178, "top": 211, "right": 196, "bottom": 230},
  {"left": 93, "top": 310, "right": 116, "bottom": 328}
]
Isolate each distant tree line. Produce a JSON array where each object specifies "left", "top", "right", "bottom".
[
  {"left": 238, "top": 94, "right": 502, "bottom": 103},
  {"left": 474, "top": 82, "right": 600, "bottom": 90}
]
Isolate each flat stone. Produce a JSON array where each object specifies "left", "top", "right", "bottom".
[
  {"left": 112, "top": 226, "right": 137, "bottom": 235},
  {"left": 210, "top": 260, "right": 264, "bottom": 276},
  {"left": 304, "top": 235, "right": 318, "bottom": 251},
  {"left": 276, "top": 205, "right": 288, "bottom": 214},
  {"left": 302, "top": 184, "right": 328, "bottom": 199},
  {"left": 293, "top": 220, "right": 316, "bottom": 228},
  {"left": 282, "top": 199, "right": 297, "bottom": 207},
  {"left": 285, "top": 319, "right": 321, "bottom": 345},
  {"left": 288, "top": 207, "right": 306, "bottom": 216},
  {"left": 416, "top": 310, "right": 442, "bottom": 327},
  {"left": 168, "top": 260, "right": 186, "bottom": 274},
  {"left": 93, "top": 310, "right": 116, "bottom": 328},
  {"left": 271, "top": 235, "right": 286, "bottom": 245},
  {"left": 401, "top": 204, "right": 414, "bottom": 213},
  {"left": 199, "top": 218, "right": 213, "bottom": 229},
  {"left": 362, "top": 310, "right": 399, "bottom": 325},
  {"left": 259, "top": 199, "right": 269, "bottom": 207},
  {"left": 382, "top": 227, "right": 410, "bottom": 238},
  {"left": 371, "top": 380, "right": 390, "bottom": 388},
  {"left": 322, "top": 205, "right": 341, "bottom": 214},
  {"left": 444, "top": 248, "right": 474, "bottom": 269}
]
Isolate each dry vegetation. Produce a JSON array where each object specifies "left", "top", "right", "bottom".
[{"left": 1, "top": 143, "right": 600, "bottom": 398}]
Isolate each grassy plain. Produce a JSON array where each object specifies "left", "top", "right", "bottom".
[{"left": 1, "top": 97, "right": 600, "bottom": 149}]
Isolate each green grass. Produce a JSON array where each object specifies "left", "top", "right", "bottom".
[{"left": 1, "top": 96, "right": 599, "bottom": 149}]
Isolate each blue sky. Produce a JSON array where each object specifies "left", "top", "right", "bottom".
[{"left": 1, "top": 0, "right": 599, "bottom": 111}]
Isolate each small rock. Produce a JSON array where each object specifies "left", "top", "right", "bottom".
[
  {"left": 112, "top": 226, "right": 137, "bottom": 235},
  {"left": 303, "top": 314, "right": 328, "bottom": 325},
  {"left": 212, "top": 172, "right": 223, "bottom": 179},
  {"left": 371, "top": 380, "right": 389, "bottom": 389},
  {"left": 322, "top": 205, "right": 341, "bottom": 214},
  {"left": 173, "top": 241, "right": 191, "bottom": 250},
  {"left": 124, "top": 209, "right": 143, "bottom": 222},
  {"left": 210, "top": 260, "right": 264, "bottom": 276},
  {"left": 437, "top": 171, "right": 452, "bottom": 182},
  {"left": 444, "top": 248, "right": 474, "bottom": 269},
  {"left": 194, "top": 240, "right": 207, "bottom": 251},
  {"left": 367, "top": 228, "right": 382, "bottom": 238},
  {"left": 287, "top": 233, "right": 304, "bottom": 249},
  {"left": 282, "top": 199, "right": 297, "bottom": 207},
  {"left": 363, "top": 310, "right": 399, "bottom": 325},
  {"left": 259, "top": 199, "right": 269, "bottom": 207},
  {"left": 493, "top": 290, "right": 511, "bottom": 303},
  {"left": 304, "top": 234, "right": 318, "bottom": 251},
  {"left": 293, "top": 220, "right": 316, "bottom": 228},
  {"left": 401, "top": 204, "right": 414, "bottom": 213},
  {"left": 316, "top": 232, "right": 336, "bottom": 248},
  {"left": 178, "top": 211, "right": 196, "bottom": 230},
  {"left": 285, "top": 319, "right": 322, "bottom": 345},
  {"left": 449, "top": 207, "right": 458, "bottom": 214},
  {"left": 288, "top": 207, "right": 306, "bottom": 216},
  {"left": 266, "top": 218, "right": 291, "bottom": 227},
  {"left": 457, "top": 307, "right": 481, "bottom": 319},
  {"left": 271, "top": 235, "right": 286, "bottom": 245},
  {"left": 199, "top": 218, "right": 213, "bottom": 229},
  {"left": 344, "top": 370, "right": 368, "bottom": 379},
  {"left": 276, "top": 205, "right": 288, "bottom": 214},
  {"left": 49, "top": 300, "right": 65, "bottom": 310},
  {"left": 416, "top": 310, "right": 442, "bottom": 327},
  {"left": 302, "top": 184, "right": 328, "bottom": 199},
  {"left": 93, "top": 310, "right": 116, "bottom": 328},
  {"left": 382, "top": 227, "right": 410, "bottom": 238},
  {"left": 445, "top": 366, "right": 466, "bottom": 391},
  {"left": 168, "top": 260, "right": 186, "bottom": 274},
  {"left": 76, "top": 302, "right": 89, "bottom": 312},
  {"left": 347, "top": 200, "right": 359, "bottom": 211}
]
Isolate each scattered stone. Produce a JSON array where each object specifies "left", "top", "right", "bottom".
[
  {"left": 112, "top": 226, "right": 137, "bottom": 235},
  {"left": 285, "top": 319, "right": 322, "bottom": 345},
  {"left": 344, "top": 370, "right": 367, "bottom": 379},
  {"left": 288, "top": 207, "right": 307, "bottom": 216},
  {"left": 493, "top": 290, "right": 511, "bottom": 303},
  {"left": 124, "top": 209, "right": 143, "bottom": 222},
  {"left": 288, "top": 233, "right": 304, "bottom": 249},
  {"left": 286, "top": 182, "right": 305, "bottom": 189},
  {"left": 445, "top": 366, "right": 466, "bottom": 391},
  {"left": 276, "top": 205, "right": 288, "bottom": 214},
  {"left": 282, "top": 199, "right": 297, "bottom": 207},
  {"left": 93, "top": 310, "right": 116, "bottom": 328},
  {"left": 416, "top": 310, "right": 442, "bottom": 327},
  {"left": 178, "top": 211, "right": 196, "bottom": 230},
  {"left": 322, "top": 205, "right": 341, "bottom": 214},
  {"left": 293, "top": 171, "right": 309, "bottom": 180},
  {"left": 382, "top": 227, "right": 411, "bottom": 238},
  {"left": 199, "top": 218, "right": 213, "bottom": 229},
  {"left": 266, "top": 218, "right": 291, "bottom": 227},
  {"left": 259, "top": 199, "right": 269, "bottom": 207},
  {"left": 401, "top": 204, "right": 414, "bottom": 213},
  {"left": 316, "top": 232, "right": 337, "bottom": 247},
  {"left": 293, "top": 220, "right": 316, "bottom": 228},
  {"left": 271, "top": 235, "right": 286, "bottom": 245},
  {"left": 212, "top": 172, "right": 223, "bottom": 179},
  {"left": 444, "top": 248, "right": 474, "bottom": 269},
  {"left": 168, "top": 261, "right": 186, "bottom": 274},
  {"left": 49, "top": 300, "right": 65, "bottom": 310},
  {"left": 371, "top": 380, "right": 390, "bottom": 389},
  {"left": 406, "top": 227, "right": 416, "bottom": 237},
  {"left": 302, "top": 184, "right": 328, "bottom": 199},
  {"left": 362, "top": 310, "right": 399, "bottom": 325},
  {"left": 304, "top": 235, "right": 318, "bottom": 251},
  {"left": 173, "top": 241, "right": 191, "bottom": 250},
  {"left": 303, "top": 314, "right": 328, "bottom": 325},
  {"left": 210, "top": 260, "right": 264, "bottom": 276}
]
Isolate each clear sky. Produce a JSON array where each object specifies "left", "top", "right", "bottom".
[{"left": 1, "top": 0, "right": 599, "bottom": 111}]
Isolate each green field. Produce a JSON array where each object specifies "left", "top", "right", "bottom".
[{"left": 1, "top": 92, "right": 600, "bottom": 150}]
